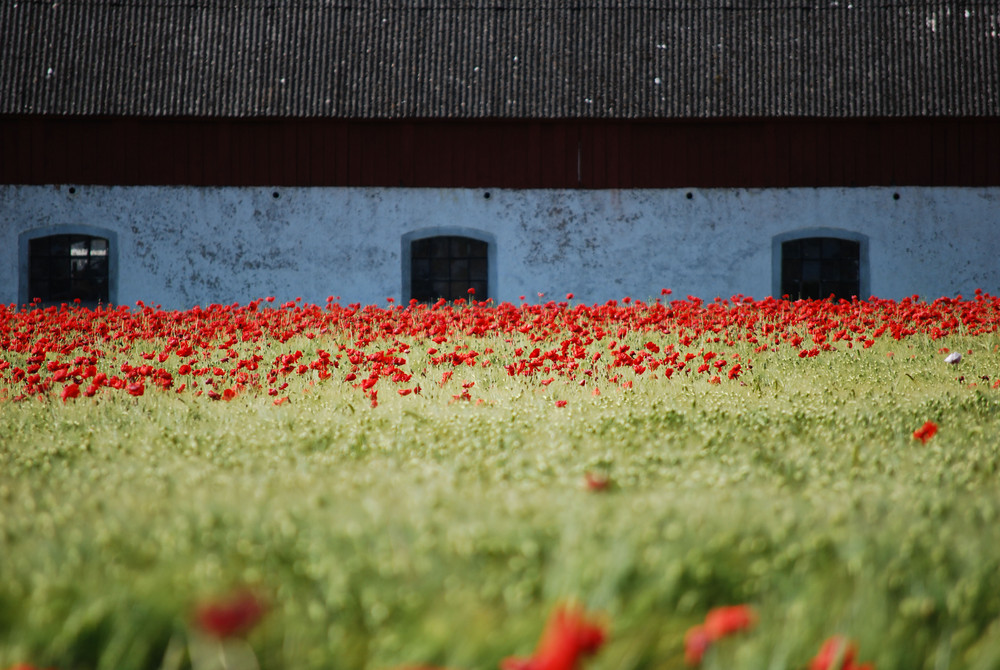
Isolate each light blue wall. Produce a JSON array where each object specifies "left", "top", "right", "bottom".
[{"left": 1, "top": 185, "right": 998, "bottom": 308}]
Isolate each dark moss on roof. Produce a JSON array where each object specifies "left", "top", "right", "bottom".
[{"left": 2, "top": 1, "right": 998, "bottom": 118}]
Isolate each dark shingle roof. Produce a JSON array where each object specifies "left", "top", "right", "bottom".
[{"left": 2, "top": 1, "right": 998, "bottom": 119}]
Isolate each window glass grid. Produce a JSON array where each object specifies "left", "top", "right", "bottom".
[
  {"left": 781, "top": 237, "right": 859, "bottom": 300},
  {"left": 411, "top": 236, "right": 488, "bottom": 302},
  {"left": 28, "top": 234, "right": 110, "bottom": 304}
]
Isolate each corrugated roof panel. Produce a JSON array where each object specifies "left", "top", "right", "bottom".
[{"left": 1, "top": 1, "right": 997, "bottom": 118}]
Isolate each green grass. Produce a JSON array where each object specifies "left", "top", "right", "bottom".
[{"left": 2, "top": 333, "right": 1000, "bottom": 670}]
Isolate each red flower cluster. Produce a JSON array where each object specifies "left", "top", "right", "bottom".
[
  {"left": 684, "top": 605, "right": 757, "bottom": 665},
  {"left": 810, "top": 636, "right": 874, "bottom": 670},
  {"left": 913, "top": 421, "right": 938, "bottom": 444},
  {"left": 194, "top": 588, "right": 267, "bottom": 639},
  {"left": 2, "top": 293, "right": 998, "bottom": 405},
  {"left": 501, "top": 604, "right": 607, "bottom": 670}
]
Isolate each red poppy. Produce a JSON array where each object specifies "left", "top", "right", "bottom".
[
  {"left": 126, "top": 382, "right": 145, "bottom": 396},
  {"left": 703, "top": 605, "right": 757, "bottom": 639},
  {"left": 809, "top": 636, "right": 874, "bottom": 670},
  {"left": 583, "top": 471, "right": 610, "bottom": 491},
  {"left": 913, "top": 421, "right": 938, "bottom": 443},
  {"left": 501, "top": 603, "right": 607, "bottom": 670},
  {"left": 684, "top": 605, "right": 757, "bottom": 666},
  {"left": 60, "top": 382, "right": 80, "bottom": 402},
  {"left": 684, "top": 625, "right": 712, "bottom": 666},
  {"left": 194, "top": 588, "right": 266, "bottom": 639}
]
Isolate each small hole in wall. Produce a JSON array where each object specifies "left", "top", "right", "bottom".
[
  {"left": 68, "top": 187, "right": 76, "bottom": 195},
  {"left": 272, "top": 191, "right": 280, "bottom": 199},
  {"left": 893, "top": 192, "right": 900, "bottom": 200},
  {"left": 483, "top": 192, "right": 491, "bottom": 200},
  {"left": 686, "top": 192, "right": 693, "bottom": 199}
]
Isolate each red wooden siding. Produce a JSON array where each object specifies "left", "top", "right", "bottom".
[{"left": 2, "top": 117, "right": 998, "bottom": 188}]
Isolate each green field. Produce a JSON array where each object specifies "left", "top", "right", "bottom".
[{"left": 2, "top": 300, "right": 1000, "bottom": 670}]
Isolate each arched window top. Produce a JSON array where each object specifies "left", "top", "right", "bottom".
[
  {"left": 19, "top": 226, "right": 118, "bottom": 307},
  {"left": 772, "top": 229, "right": 869, "bottom": 301}
]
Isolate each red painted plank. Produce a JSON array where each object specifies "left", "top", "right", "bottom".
[
  {"left": 185, "top": 120, "right": 203, "bottom": 185},
  {"left": 28, "top": 117, "right": 47, "bottom": 183},
  {"left": 957, "top": 122, "right": 977, "bottom": 186},
  {"left": 300, "top": 120, "right": 318, "bottom": 186},
  {"left": 971, "top": 121, "right": 989, "bottom": 186},
  {"left": 615, "top": 122, "right": 631, "bottom": 188},
  {"left": 590, "top": 122, "right": 606, "bottom": 189},
  {"left": 929, "top": 121, "right": 947, "bottom": 185},
  {"left": 45, "top": 118, "right": 69, "bottom": 184},
  {"left": 360, "top": 122, "right": 380, "bottom": 186},
  {"left": 538, "top": 121, "right": 567, "bottom": 188},
  {"left": 398, "top": 121, "right": 414, "bottom": 187},
  {"left": 346, "top": 121, "right": 363, "bottom": 187},
  {"left": 527, "top": 121, "right": 543, "bottom": 188},
  {"left": 987, "top": 122, "right": 1000, "bottom": 185}
]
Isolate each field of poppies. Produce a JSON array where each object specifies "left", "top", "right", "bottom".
[{"left": 2, "top": 292, "right": 1000, "bottom": 670}]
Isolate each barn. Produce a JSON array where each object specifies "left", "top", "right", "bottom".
[{"left": 1, "top": 1, "right": 999, "bottom": 309}]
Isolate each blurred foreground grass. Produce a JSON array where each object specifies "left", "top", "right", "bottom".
[{"left": 2, "top": 334, "right": 1000, "bottom": 670}]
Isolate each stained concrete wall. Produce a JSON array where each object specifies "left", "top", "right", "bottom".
[{"left": 1, "top": 185, "right": 998, "bottom": 309}]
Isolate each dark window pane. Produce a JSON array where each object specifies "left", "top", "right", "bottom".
[
  {"left": 431, "top": 258, "right": 449, "bottom": 278},
  {"left": 430, "top": 237, "right": 449, "bottom": 257},
  {"left": 821, "top": 238, "right": 841, "bottom": 258},
  {"left": 409, "top": 235, "right": 489, "bottom": 302},
  {"left": 470, "top": 258, "right": 487, "bottom": 281},
  {"left": 451, "top": 259, "right": 469, "bottom": 280},
  {"left": 411, "top": 239, "right": 430, "bottom": 258},
  {"left": 28, "top": 234, "right": 110, "bottom": 304},
  {"left": 801, "top": 238, "right": 822, "bottom": 259},
  {"left": 802, "top": 260, "right": 821, "bottom": 282},
  {"left": 781, "top": 236, "right": 859, "bottom": 300},
  {"left": 412, "top": 258, "right": 430, "bottom": 281}
]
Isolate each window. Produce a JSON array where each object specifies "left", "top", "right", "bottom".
[
  {"left": 780, "top": 236, "right": 860, "bottom": 300},
  {"left": 409, "top": 235, "right": 489, "bottom": 302},
  {"left": 27, "top": 234, "right": 110, "bottom": 305}
]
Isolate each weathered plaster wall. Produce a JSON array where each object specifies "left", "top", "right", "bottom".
[{"left": 1, "top": 185, "right": 997, "bottom": 309}]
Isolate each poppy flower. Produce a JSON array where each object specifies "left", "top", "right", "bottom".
[
  {"left": 809, "top": 636, "right": 874, "bottom": 670},
  {"left": 684, "top": 625, "right": 712, "bottom": 666},
  {"left": 703, "top": 605, "right": 757, "bottom": 639},
  {"left": 501, "top": 603, "right": 607, "bottom": 670},
  {"left": 126, "top": 382, "right": 144, "bottom": 396},
  {"left": 194, "top": 588, "right": 266, "bottom": 639},
  {"left": 583, "top": 471, "right": 610, "bottom": 491},
  {"left": 913, "top": 421, "right": 938, "bottom": 443},
  {"left": 60, "top": 382, "right": 80, "bottom": 402},
  {"left": 684, "top": 605, "right": 757, "bottom": 666}
]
